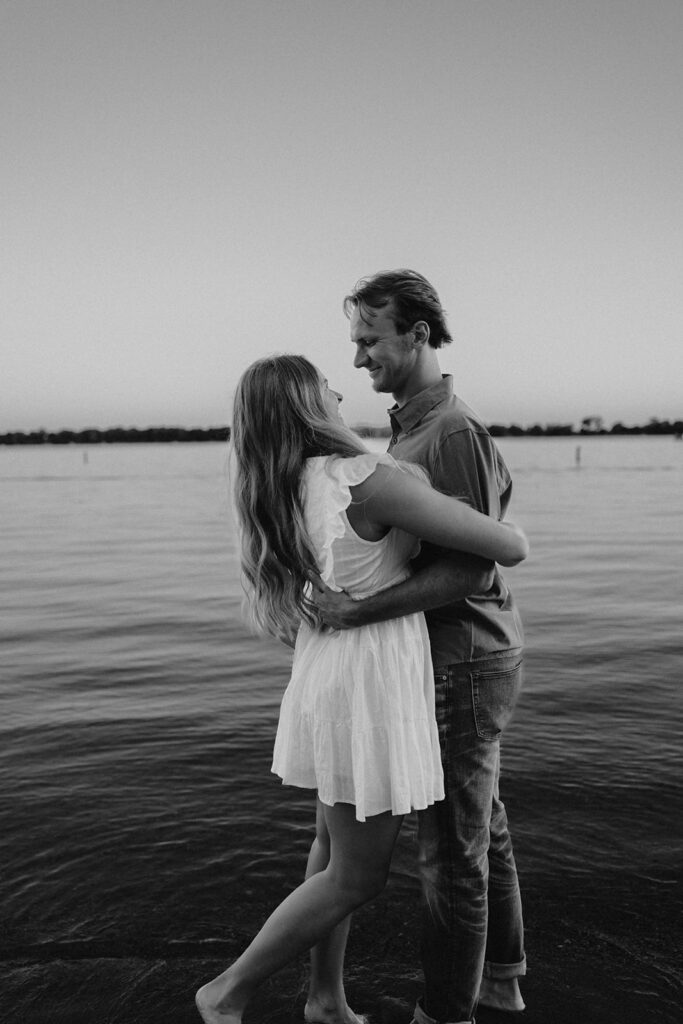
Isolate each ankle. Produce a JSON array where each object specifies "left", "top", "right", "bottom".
[
  {"left": 305, "top": 993, "right": 363, "bottom": 1024},
  {"left": 200, "top": 972, "right": 250, "bottom": 1015},
  {"left": 305, "top": 991, "right": 346, "bottom": 1013}
]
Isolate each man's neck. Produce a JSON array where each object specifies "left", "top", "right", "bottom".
[{"left": 393, "top": 364, "right": 443, "bottom": 408}]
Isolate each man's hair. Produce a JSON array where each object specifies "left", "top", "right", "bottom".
[{"left": 343, "top": 269, "right": 453, "bottom": 348}]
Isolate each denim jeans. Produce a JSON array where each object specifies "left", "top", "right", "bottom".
[{"left": 417, "top": 650, "right": 526, "bottom": 1024}]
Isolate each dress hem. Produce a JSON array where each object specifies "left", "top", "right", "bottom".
[{"left": 271, "top": 770, "right": 445, "bottom": 823}]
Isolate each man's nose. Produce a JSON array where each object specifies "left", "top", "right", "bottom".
[{"left": 353, "top": 344, "right": 368, "bottom": 368}]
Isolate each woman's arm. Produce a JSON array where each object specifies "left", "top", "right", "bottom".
[{"left": 349, "top": 463, "right": 529, "bottom": 567}]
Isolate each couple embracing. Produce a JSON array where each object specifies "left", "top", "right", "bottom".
[{"left": 197, "top": 270, "right": 528, "bottom": 1024}]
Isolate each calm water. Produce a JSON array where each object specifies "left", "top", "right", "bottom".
[{"left": 1, "top": 438, "right": 681, "bottom": 1023}]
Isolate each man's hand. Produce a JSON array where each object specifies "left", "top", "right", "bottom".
[{"left": 309, "top": 576, "right": 360, "bottom": 630}]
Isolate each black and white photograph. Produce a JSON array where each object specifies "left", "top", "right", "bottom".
[{"left": 2, "top": 3, "right": 681, "bottom": 1022}]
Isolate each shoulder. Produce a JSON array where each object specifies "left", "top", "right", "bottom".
[
  {"left": 303, "top": 452, "right": 397, "bottom": 495},
  {"left": 428, "top": 393, "right": 491, "bottom": 440},
  {"left": 424, "top": 398, "right": 498, "bottom": 472},
  {"left": 426, "top": 398, "right": 511, "bottom": 501},
  {"left": 349, "top": 456, "right": 428, "bottom": 507}
]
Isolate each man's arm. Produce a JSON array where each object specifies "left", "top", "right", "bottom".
[{"left": 311, "top": 551, "right": 494, "bottom": 630}]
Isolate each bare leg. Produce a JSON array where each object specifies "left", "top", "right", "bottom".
[
  {"left": 196, "top": 803, "right": 403, "bottom": 1024},
  {"left": 305, "top": 802, "right": 362, "bottom": 1024}
]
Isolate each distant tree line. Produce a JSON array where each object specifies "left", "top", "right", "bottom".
[
  {"left": 1, "top": 418, "right": 681, "bottom": 445},
  {"left": 487, "top": 416, "right": 683, "bottom": 438},
  {"left": 0, "top": 426, "right": 230, "bottom": 445},
  {"left": 304, "top": 418, "right": 683, "bottom": 439}
]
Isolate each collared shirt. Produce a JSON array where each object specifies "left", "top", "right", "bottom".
[{"left": 387, "top": 375, "right": 523, "bottom": 665}]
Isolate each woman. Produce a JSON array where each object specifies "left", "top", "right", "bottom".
[{"left": 196, "top": 355, "right": 527, "bottom": 1024}]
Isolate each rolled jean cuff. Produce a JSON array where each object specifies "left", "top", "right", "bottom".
[
  {"left": 482, "top": 956, "right": 527, "bottom": 980},
  {"left": 412, "top": 998, "right": 472, "bottom": 1024}
]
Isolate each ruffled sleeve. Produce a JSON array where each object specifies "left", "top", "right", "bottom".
[{"left": 302, "top": 453, "right": 400, "bottom": 589}]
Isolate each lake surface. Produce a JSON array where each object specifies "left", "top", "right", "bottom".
[{"left": 1, "top": 438, "right": 681, "bottom": 1023}]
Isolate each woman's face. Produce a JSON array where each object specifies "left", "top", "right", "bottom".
[{"left": 319, "top": 374, "right": 344, "bottom": 422}]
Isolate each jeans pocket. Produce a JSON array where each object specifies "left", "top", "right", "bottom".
[{"left": 470, "top": 658, "right": 523, "bottom": 741}]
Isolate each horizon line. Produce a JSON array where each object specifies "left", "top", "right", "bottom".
[
  {"left": 2, "top": 411, "right": 681, "bottom": 435},
  {"left": 2, "top": 416, "right": 682, "bottom": 444}
]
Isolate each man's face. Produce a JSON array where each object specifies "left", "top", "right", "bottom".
[{"left": 349, "top": 300, "right": 417, "bottom": 398}]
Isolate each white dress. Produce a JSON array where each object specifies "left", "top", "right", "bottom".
[{"left": 271, "top": 452, "right": 445, "bottom": 822}]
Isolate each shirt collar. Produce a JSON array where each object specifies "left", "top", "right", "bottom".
[{"left": 388, "top": 375, "right": 454, "bottom": 433}]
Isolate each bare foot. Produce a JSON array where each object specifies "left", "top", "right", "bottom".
[
  {"left": 195, "top": 981, "right": 243, "bottom": 1024},
  {"left": 478, "top": 977, "right": 525, "bottom": 1013},
  {"left": 304, "top": 995, "right": 366, "bottom": 1024}
]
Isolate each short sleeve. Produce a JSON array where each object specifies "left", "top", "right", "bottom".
[
  {"left": 302, "top": 453, "right": 399, "bottom": 587},
  {"left": 432, "top": 429, "right": 508, "bottom": 516}
]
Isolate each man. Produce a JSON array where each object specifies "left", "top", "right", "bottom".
[{"left": 313, "top": 270, "right": 526, "bottom": 1024}]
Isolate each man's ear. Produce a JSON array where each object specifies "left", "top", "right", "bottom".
[{"left": 412, "top": 320, "right": 430, "bottom": 348}]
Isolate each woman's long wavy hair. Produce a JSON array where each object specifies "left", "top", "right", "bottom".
[{"left": 232, "top": 354, "right": 367, "bottom": 642}]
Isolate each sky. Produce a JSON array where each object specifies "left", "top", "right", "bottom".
[{"left": 2, "top": 0, "right": 682, "bottom": 432}]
